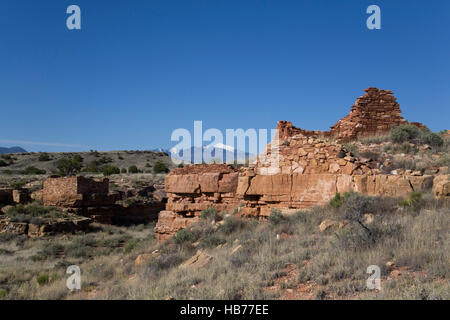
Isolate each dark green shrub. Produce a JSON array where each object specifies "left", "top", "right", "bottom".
[
  {"left": 38, "top": 153, "right": 51, "bottom": 161},
  {"left": 128, "top": 165, "right": 139, "bottom": 174},
  {"left": 121, "top": 168, "right": 127, "bottom": 173},
  {"left": 102, "top": 165, "right": 120, "bottom": 176},
  {"left": 218, "top": 216, "right": 245, "bottom": 235},
  {"left": 153, "top": 161, "right": 169, "bottom": 174},
  {"left": 200, "top": 207, "right": 219, "bottom": 221},
  {"left": 21, "top": 166, "right": 46, "bottom": 175},
  {"left": 0, "top": 160, "right": 8, "bottom": 167},
  {"left": 173, "top": 228, "right": 196, "bottom": 244},
  {"left": 419, "top": 130, "right": 444, "bottom": 147},
  {"left": 56, "top": 156, "right": 83, "bottom": 176},
  {"left": 397, "top": 191, "right": 423, "bottom": 211},
  {"left": 329, "top": 192, "right": 344, "bottom": 209},
  {"left": 390, "top": 124, "right": 419, "bottom": 143},
  {"left": 199, "top": 234, "right": 226, "bottom": 248},
  {"left": 82, "top": 161, "right": 100, "bottom": 173},
  {"left": 268, "top": 209, "right": 285, "bottom": 225},
  {"left": 37, "top": 274, "right": 50, "bottom": 285}
]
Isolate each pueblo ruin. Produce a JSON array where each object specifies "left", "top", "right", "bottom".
[{"left": 155, "top": 88, "right": 449, "bottom": 240}]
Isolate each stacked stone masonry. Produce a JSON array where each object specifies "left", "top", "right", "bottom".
[{"left": 154, "top": 88, "right": 446, "bottom": 240}]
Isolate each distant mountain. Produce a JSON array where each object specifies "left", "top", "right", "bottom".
[
  {"left": 0, "top": 146, "right": 27, "bottom": 154},
  {"left": 169, "top": 143, "right": 257, "bottom": 164},
  {"left": 151, "top": 148, "right": 170, "bottom": 154}
]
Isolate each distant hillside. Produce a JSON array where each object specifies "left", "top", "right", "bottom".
[
  {"left": 0, "top": 146, "right": 27, "bottom": 154},
  {"left": 0, "top": 150, "right": 175, "bottom": 177}
]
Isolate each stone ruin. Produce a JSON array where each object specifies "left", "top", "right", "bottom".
[
  {"left": 0, "top": 175, "right": 167, "bottom": 237},
  {"left": 154, "top": 88, "right": 448, "bottom": 240},
  {"left": 42, "top": 176, "right": 164, "bottom": 224}
]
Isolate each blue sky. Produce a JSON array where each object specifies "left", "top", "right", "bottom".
[{"left": 1, "top": 0, "right": 449, "bottom": 152}]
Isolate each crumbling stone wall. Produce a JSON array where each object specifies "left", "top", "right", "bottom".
[
  {"left": 154, "top": 164, "right": 239, "bottom": 240},
  {"left": 153, "top": 88, "right": 436, "bottom": 241},
  {"left": 42, "top": 176, "right": 161, "bottom": 224},
  {"left": 329, "top": 87, "right": 424, "bottom": 141}
]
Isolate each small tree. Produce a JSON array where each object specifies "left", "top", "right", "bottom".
[
  {"left": 128, "top": 165, "right": 139, "bottom": 174},
  {"left": 102, "top": 165, "right": 120, "bottom": 176},
  {"left": 38, "top": 153, "right": 51, "bottom": 161},
  {"left": 153, "top": 161, "right": 169, "bottom": 174},
  {"left": 56, "top": 157, "right": 83, "bottom": 176}
]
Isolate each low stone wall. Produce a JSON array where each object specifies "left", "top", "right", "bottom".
[{"left": 0, "top": 217, "right": 92, "bottom": 237}]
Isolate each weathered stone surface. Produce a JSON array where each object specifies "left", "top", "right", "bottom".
[
  {"left": 43, "top": 176, "right": 109, "bottom": 207},
  {"left": 179, "top": 250, "right": 213, "bottom": 269},
  {"left": 433, "top": 175, "right": 450, "bottom": 199}
]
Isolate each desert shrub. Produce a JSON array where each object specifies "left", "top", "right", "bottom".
[
  {"left": 418, "top": 130, "right": 444, "bottom": 147},
  {"left": 329, "top": 192, "right": 344, "bottom": 209},
  {"left": 9, "top": 181, "right": 26, "bottom": 189},
  {"left": 268, "top": 209, "right": 284, "bottom": 225},
  {"left": 173, "top": 229, "right": 197, "bottom": 244},
  {"left": 389, "top": 158, "right": 418, "bottom": 171},
  {"left": 21, "top": 166, "right": 46, "bottom": 175},
  {"left": 36, "top": 274, "right": 50, "bottom": 285},
  {"left": 200, "top": 207, "right": 219, "bottom": 221},
  {"left": 128, "top": 165, "right": 139, "bottom": 174},
  {"left": 145, "top": 253, "right": 184, "bottom": 274},
  {"left": 343, "top": 143, "right": 359, "bottom": 156},
  {"left": 397, "top": 191, "right": 423, "bottom": 211},
  {"left": 390, "top": 124, "right": 420, "bottom": 143},
  {"left": 0, "top": 290, "right": 6, "bottom": 298},
  {"left": 56, "top": 156, "right": 83, "bottom": 176},
  {"left": 32, "top": 243, "right": 65, "bottom": 261},
  {"left": 199, "top": 234, "right": 226, "bottom": 248},
  {"left": 123, "top": 239, "right": 139, "bottom": 254},
  {"left": 121, "top": 168, "right": 127, "bottom": 173},
  {"left": 82, "top": 161, "right": 100, "bottom": 173},
  {"left": 153, "top": 161, "right": 169, "bottom": 174},
  {"left": 0, "top": 160, "right": 8, "bottom": 167},
  {"left": 359, "top": 151, "right": 380, "bottom": 161},
  {"left": 339, "top": 192, "right": 372, "bottom": 222},
  {"left": 218, "top": 216, "right": 246, "bottom": 235},
  {"left": 102, "top": 165, "right": 120, "bottom": 176},
  {"left": 38, "top": 153, "right": 51, "bottom": 161}
]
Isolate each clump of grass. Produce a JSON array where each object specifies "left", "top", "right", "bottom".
[
  {"left": 36, "top": 274, "right": 50, "bottom": 286},
  {"left": 397, "top": 192, "right": 423, "bottom": 212}
]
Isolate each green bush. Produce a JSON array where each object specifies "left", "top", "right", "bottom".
[
  {"left": 329, "top": 193, "right": 344, "bottom": 209},
  {"left": 57, "top": 156, "right": 83, "bottom": 176},
  {"left": 153, "top": 161, "right": 169, "bottom": 174},
  {"left": 268, "top": 209, "right": 285, "bottom": 225},
  {"left": 128, "top": 165, "right": 139, "bottom": 174},
  {"left": 398, "top": 191, "right": 423, "bottom": 211},
  {"left": 38, "top": 153, "right": 51, "bottom": 161},
  {"left": 200, "top": 207, "right": 219, "bottom": 221},
  {"left": 21, "top": 166, "right": 46, "bottom": 175},
  {"left": 419, "top": 130, "right": 444, "bottom": 147},
  {"left": 102, "top": 165, "right": 120, "bottom": 176},
  {"left": 121, "top": 168, "right": 127, "bottom": 173},
  {"left": 0, "top": 289, "right": 6, "bottom": 298},
  {"left": 390, "top": 124, "right": 420, "bottom": 143},
  {"left": 82, "top": 160, "right": 100, "bottom": 173},
  {"left": 173, "top": 228, "right": 196, "bottom": 244},
  {"left": 0, "top": 160, "right": 8, "bottom": 167},
  {"left": 36, "top": 274, "right": 50, "bottom": 285}
]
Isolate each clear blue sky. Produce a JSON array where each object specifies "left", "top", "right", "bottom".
[{"left": 1, "top": 0, "right": 449, "bottom": 152}]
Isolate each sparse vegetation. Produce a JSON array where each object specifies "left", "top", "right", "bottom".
[{"left": 153, "top": 161, "right": 169, "bottom": 174}]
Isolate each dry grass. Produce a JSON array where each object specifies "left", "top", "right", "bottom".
[{"left": 1, "top": 193, "right": 448, "bottom": 300}]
